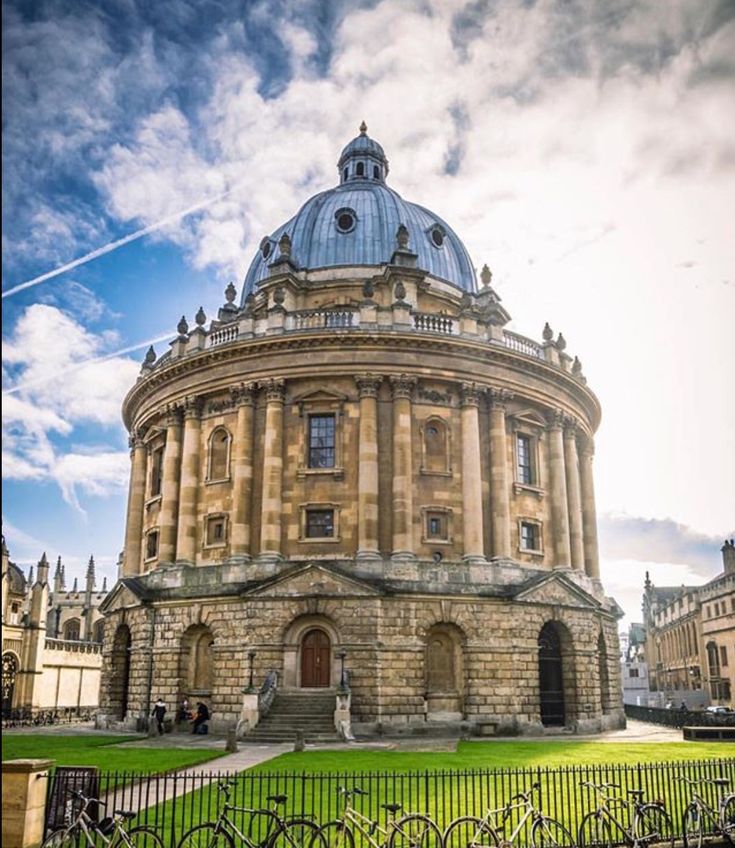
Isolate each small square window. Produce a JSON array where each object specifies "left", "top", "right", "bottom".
[
  {"left": 629, "top": 668, "right": 639, "bottom": 678},
  {"left": 146, "top": 530, "right": 159, "bottom": 560},
  {"left": 206, "top": 516, "right": 227, "bottom": 546},
  {"left": 308, "top": 415, "right": 336, "bottom": 468},
  {"left": 306, "top": 509, "right": 334, "bottom": 538},
  {"left": 426, "top": 512, "right": 448, "bottom": 540},
  {"left": 520, "top": 521, "right": 541, "bottom": 552}
]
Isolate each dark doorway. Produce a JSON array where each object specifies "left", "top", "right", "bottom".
[
  {"left": 110, "top": 625, "right": 132, "bottom": 720},
  {"left": 538, "top": 622, "right": 565, "bottom": 726},
  {"left": 2, "top": 653, "right": 18, "bottom": 716},
  {"left": 301, "top": 629, "right": 331, "bottom": 687}
]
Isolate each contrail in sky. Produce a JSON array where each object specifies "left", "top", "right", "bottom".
[
  {"left": 2, "top": 332, "right": 172, "bottom": 396},
  {"left": 2, "top": 188, "right": 233, "bottom": 299}
]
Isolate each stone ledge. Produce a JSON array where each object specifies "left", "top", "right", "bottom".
[{"left": 2, "top": 759, "right": 55, "bottom": 773}]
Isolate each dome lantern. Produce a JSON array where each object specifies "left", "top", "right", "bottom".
[{"left": 337, "top": 121, "right": 389, "bottom": 184}]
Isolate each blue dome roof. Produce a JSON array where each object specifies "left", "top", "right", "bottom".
[{"left": 242, "top": 126, "right": 477, "bottom": 300}]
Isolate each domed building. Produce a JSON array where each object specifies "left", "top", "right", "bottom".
[{"left": 99, "top": 124, "right": 624, "bottom": 737}]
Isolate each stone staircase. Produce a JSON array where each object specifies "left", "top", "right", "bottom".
[{"left": 245, "top": 689, "right": 341, "bottom": 744}]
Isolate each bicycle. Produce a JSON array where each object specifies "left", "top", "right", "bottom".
[
  {"left": 177, "top": 780, "right": 318, "bottom": 848},
  {"left": 443, "top": 781, "right": 575, "bottom": 848},
  {"left": 41, "top": 789, "right": 164, "bottom": 847},
  {"left": 310, "top": 786, "right": 442, "bottom": 848},
  {"left": 577, "top": 781, "right": 673, "bottom": 848},
  {"left": 678, "top": 775, "right": 735, "bottom": 847}
]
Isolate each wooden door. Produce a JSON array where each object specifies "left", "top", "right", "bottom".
[{"left": 301, "top": 629, "right": 331, "bottom": 687}]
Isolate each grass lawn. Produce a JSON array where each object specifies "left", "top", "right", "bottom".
[
  {"left": 251, "top": 740, "right": 734, "bottom": 772},
  {"left": 1, "top": 734, "right": 225, "bottom": 773}
]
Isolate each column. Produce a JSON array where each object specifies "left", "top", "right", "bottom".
[
  {"left": 259, "top": 379, "right": 286, "bottom": 559},
  {"left": 488, "top": 388, "right": 512, "bottom": 559},
  {"left": 123, "top": 429, "right": 148, "bottom": 576},
  {"left": 176, "top": 395, "right": 203, "bottom": 563},
  {"left": 460, "top": 383, "right": 485, "bottom": 562},
  {"left": 355, "top": 374, "right": 383, "bottom": 559},
  {"left": 563, "top": 418, "right": 585, "bottom": 571},
  {"left": 158, "top": 403, "right": 183, "bottom": 563},
  {"left": 230, "top": 383, "right": 256, "bottom": 559},
  {"left": 546, "top": 409, "right": 571, "bottom": 569},
  {"left": 390, "top": 374, "right": 417, "bottom": 559},
  {"left": 578, "top": 434, "right": 601, "bottom": 580}
]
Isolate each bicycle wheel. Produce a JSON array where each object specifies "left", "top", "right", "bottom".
[
  {"left": 577, "top": 811, "right": 613, "bottom": 848},
  {"left": 176, "top": 823, "right": 235, "bottom": 848},
  {"left": 681, "top": 804, "right": 702, "bottom": 848},
  {"left": 388, "top": 814, "right": 443, "bottom": 848},
  {"left": 722, "top": 795, "right": 735, "bottom": 845},
  {"left": 443, "top": 816, "right": 499, "bottom": 848},
  {"left": 633, "top": 804, "right": 674, "bottom": 848},
  {"left": 120, "top": 826, "right": 166, "bottom": 848},
  {"left": 311, "top": 822, "right": 354, "bottom": 848},
  {"left": 40, "top": 829, "right": 77, "bottom": 848},
  {"left": 270, "top": 819, "right": 320, "bottom": 848},
  {"left": 531, "top": 816, "right": 576, "bottom": 848}
]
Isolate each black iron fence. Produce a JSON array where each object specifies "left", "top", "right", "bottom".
[
  {"left": 1, "top": 705, "right": 95, "bottom": 728},
  {"left": 44, "top": 758, "right": 734, "bottom": 847},
  {"left": 625, "top": 704, "right": 735, "bottom": 728}
]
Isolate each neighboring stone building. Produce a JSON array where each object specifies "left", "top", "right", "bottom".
[
  {"left": 1, "top": 536, "right": 106, "bottom": 717},
  {"left": 643, "top": 539, "right": 735, "bottom": 708},
  {"left": 621, "top": 622, "right": 655, "bottom": 706},
  {"left": 99, "top": 125, "right": 625, "bottom": 737}
]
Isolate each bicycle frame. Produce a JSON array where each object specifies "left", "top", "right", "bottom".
[
  {"left": 62, "top": 804, "right": 130, "bottom": 847},
  {"left": 340, "top": 805, "right": 392, "bottom": 848},
  {"left": 584, "top": 785, "right": 645, "bottom": 844},
  {"left": 479, "top": 795, "right": 538, "bottom": 844}
]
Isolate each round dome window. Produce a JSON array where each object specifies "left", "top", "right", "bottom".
[
  {"left": 335, "top": 208, "right": 357, "bottom": 234},
  {"left": 260, "top": 238, "right": 272, "bottom": 260},
  {"left": 430, "top": 227, "right": 445, "bottom": 248}
]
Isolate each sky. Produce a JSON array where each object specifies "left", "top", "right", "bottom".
[{"left": 2, "top": 0, "right": 734, "bottom": 626}]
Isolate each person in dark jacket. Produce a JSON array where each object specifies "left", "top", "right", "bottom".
[
  {"left": 151, "top": 698, "right": 167, "bottom": 735},
  {"left": 191, "top": 701, "right": 210, "bottom": 734}
]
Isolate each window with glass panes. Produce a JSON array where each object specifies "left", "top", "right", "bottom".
[
  {"left": 517, "top": 434, "right": 533, "bottom": 484},
  {"left": 426, "top": 512, "right": 448, "bottom": 539},
  {"left": 305, "top": 509, "right": 334, "bottom": 538},
  {"left": 308, "top": 414, "right": 335, "bottom": 468},
  {"left": 520, "top": 521, "right": 540, "bottom": 551}
]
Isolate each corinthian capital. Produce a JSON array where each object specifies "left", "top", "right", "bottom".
[
  {"left": 460, "top": 382, "right": 483, "bottom": 408},
  {"left": 488, "top": 387, "right": 513, "bottom": 410},
  {"left": 128, "top": 427, "right": 147, "bottom": 450},
  {"left": 563, "top": 414, "right": 579, "bottom": 436},
  {"left": 261, "top": 378, "right": 286, "bottom": 403},
  {"left": 355, "top": 373, "right": 383, "bottom": 398},
  {"left": 182, "top": 395, "right": 204, "bottom": 420},
  {"left": 389, "top": 373, "right": 417, "bottom": 400},
  {"left": 545, "top": 408, "right": 564, "bottom": 431},
  {"left": 164, "top": 402, "right": 183, "bottom": 427},
  {"left": 229, "top": 382, "right": 256, "bottom": 407}
]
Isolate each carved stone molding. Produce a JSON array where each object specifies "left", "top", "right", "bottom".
[
  {"left": 354, "top": 373, "right": 383, "bottom": 398},
  {"left": 460, "top": 382, "right": 483, "bottom": 408},
  {"left": 261, "top": 378, "right": 286, "bottom": 403},
  {"left": 488, "top": 387, "right": 513, "bottom": 411},
  {"left": 229, "top": 382, "right": 257, "bottom": 407},
  {"left": 182, "top": 395, "right": 204, "bottom": 420},
  {"left": 128, "top": 428, "right": 147, "bottom": 451},
  {"left": 389, "top": 373, "right": 417, "bottom": 400},
  {"left": 163, "top": 402, "right": 183, "bottom": 427},
  {"left": 563, "top": 414, "right": 579, "bottom": 436},
  {"left": 545, "top": 408, "right": 564, "bottom": 431},
  {"left": 417, "top": 385, "right": 453, "bottom": 406}
]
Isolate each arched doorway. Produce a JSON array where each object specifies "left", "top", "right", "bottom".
[
  {"left": 2, "top": 653, "right": 19, "bottom": 716},
  {"left": 538, "top": 622, "right": 565, "bottom": 726},
  {"left": 300, "top": 629, "right": 331, "bottom": 687},
  {"left": 109, "top": 625, "right": 131, "bottom": 720},
  {"left": 425, "top": 624, "right": 464, "bottom": 717}
]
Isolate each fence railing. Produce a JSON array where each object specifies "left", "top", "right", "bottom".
[
  {"left": 2, "top": 706, "right": 96, "bottom": 728},
  {"left": 625, "top": 703, "right": 735, "bottom": 728},
  {"left": 44, "top": 759, "right": 734, "bottom": 846}
]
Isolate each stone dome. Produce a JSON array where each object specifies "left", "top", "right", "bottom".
[{"left": 242, "top": 124, "right": 477, "bottom": 300}]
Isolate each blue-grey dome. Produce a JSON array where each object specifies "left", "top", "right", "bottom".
[{"left": 242, "top": 125, "right": 477, "bottom": 300}]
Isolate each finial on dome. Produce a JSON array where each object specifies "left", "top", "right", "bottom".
[
  {"left": 480, "top": 264, "right": 493, "bottom": 287},
  {"left": 542, "top": 322, "right": 554, "bottom": 342},
  {"left": 144, "top": 345, "right": 156, "bottom": 365},
  {"left": 556, "top": 332, "right": 567, "bottom": 351},
  {"left": 195, "top": 306, "right": 206, "bottom": 326},
  {"left": 359, "top": 120, "right": 368, "bottom": 135},
  {"left": 224, "top": 282, "right": 237, "bottom": 303},
  {"left": 572, "top": 356, "right": 583, "bottom": 376},
  {"left": 278, "top": 232, "right": 292, "bottom": 259},
  {"left": 396, "top": 224, "right": 409, "bottom": 250},
  {"left": 177, "top": 316, "right": 189, "bottom": 337}
]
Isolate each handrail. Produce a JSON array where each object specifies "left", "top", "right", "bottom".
[{"left": 258, "top": 669, "right": 278, "bottom": 717}]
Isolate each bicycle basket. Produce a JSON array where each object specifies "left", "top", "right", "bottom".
[{"left": 97, "top": 817, "right": 116, "bottom": 835}]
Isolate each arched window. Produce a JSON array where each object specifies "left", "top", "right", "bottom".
[
  {"left": 707, "top": 641, "right": 721, "bottom": 680},
  {"left": 109, "top": 625, "right": 131, "bottom": 720},
  {"left": 422, "top": 417, "right": 450, "bottom": 474},
  {"left": 93, "top": 619, "right": 105, "bottom": 643},
  {"left": 343, "top": 168, "right": 348, "bottom": 182},
  {"left": 538, "top": 621, "right": 575, "bottom": 727},
  {"left": 425, "top": 624, "right": 464, "bottom": 717},
  {"left": 373, "top": 165, "right": 380, "bottom": 179},
  {"left": 63, "top": 618, "right": 81, "bottom": 641},
  {"left": 180, "top": 625, "right": 215, "bottom": 695},
  {"left": 356, "top": 162, "right": 364, "bottom": 177},
  {"left": 207, "top": 427, "right": 231, "bottom": 481}
]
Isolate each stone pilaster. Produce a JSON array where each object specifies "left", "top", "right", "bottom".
[
  {"left": 123, "top": 429, "right": 147, "bottom": 576},
  {"left": 546, "top": 409, "right": 571, "bottom": 569},
  {"left": 460, "top": 383, "right": 485, "bottom": 562},
  {"left": 488, "top": 388, "right": 512, "bottom": 559},
  {"left": 230, "top": 383, "right": 256, "bottom": 559},
  {"left": 259, "top": 379, "right": 286, "bottom": 560},
  {"left": 390, "top": 374, "right": 417, "bottom": 559},
  {"left": 355, "top": 374, "right": 383, "bottom": 560},
  {"left": 563, "top": 418, "right": 585, "bottom": 571},
  {"left": 158, "top": 403, "right": 183, "bottom": 563},
  {"left": 176, "top": 396, "right": 203, "bottom": 564},
  {"left": 578, "top": 435, "right": 601, "bottom": 580}
]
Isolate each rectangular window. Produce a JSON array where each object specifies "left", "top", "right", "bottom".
[
  {"left": 629, "top": 668, "right": 639, "bottom": 678},
  {"left": 520, "top": 521, "right": 540, "bottom": 551},
  {"left": 308, "top": 415, "right": 335, "bottom": 468},
  {"left": 517, "top": 434, "right": 533, "bottom": 485},
  {"left": 150, "top": 447, "right": 164, "bottom": 496},
  {"left": 721, "top": 646, "right": 729, "bottom": 667},
  {"left": 305, "top": 509, "right": 334, "bottom": 538},
  {"left": 206, "top": 516, "right": 226, "bottom": 546},
  {"left": 426, "top": 512, "right": 448, "bottom": 540},
  {"left": 146, "top": 530, "right": 159, "bottom": 560}
]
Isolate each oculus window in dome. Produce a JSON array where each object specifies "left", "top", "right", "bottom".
[{"left": 242, "top": 123, "right": 477, "bottom": 301}]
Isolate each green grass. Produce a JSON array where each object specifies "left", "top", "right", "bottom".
[{"left": 1, "top": 734, "right": 225, "bottom": 773}]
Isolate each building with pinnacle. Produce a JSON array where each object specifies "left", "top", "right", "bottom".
[{"left": 99, "top": 124, "right": 625, "bottom": 737}]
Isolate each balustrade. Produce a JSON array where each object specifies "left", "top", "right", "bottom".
[
  {"left": 413, "top": 312, "right": 454, "bottom": 334},
  {"left": 208, "top": 324, "right": 239, "bottom": 347},
  {"left": 287, "top": 308, "right": 357, "bottom": 330},
  {"left": 502, "top": 330, "right": 543, "bottom": 359}
]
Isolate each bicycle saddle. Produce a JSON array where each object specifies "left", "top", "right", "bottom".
[
  {"left": 713, "top": 778, "right": 730, "bottom": 786},
  {"left": 267, "top": 794, "right": 288, "bottom": 805},
  {"left": 627, "top": 789, "right": 645, "bottom": 799},
  {"left": 114, "top": 810, "right": 137, "bottom": 819},
  {"left": 381, "top": 804, "right": 402, "bottom": 814}
]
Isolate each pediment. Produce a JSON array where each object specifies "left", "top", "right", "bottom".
[
  {"left": 292, "top": 387, "right": 349, "bottom": 405},
  {"left": 514, "top": 572, "right": 601, "bottom": 610},
  {"left": 99, "top": 579, "right": 144, "bottom": 613},
  {"left": 244, "top": 563, "right": 381, "bottom": 599}
]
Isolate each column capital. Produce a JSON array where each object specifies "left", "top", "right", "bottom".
[
  {"left": 563, "top": 415, "right": 579, "bottom": 437},
  {"left": 163, "top": 402, "right": 183, "bottom": 427},
  {"left": 577, "top": 432, "right": 595, "bottom": 458},
  {"left": 229, "top": 382, "right": 257, "bottom": 407},
  {"left": 460, "top": 382, "right": 483, "bottom": 408},
  {"left": 389, "top": 373, "right": 417, "bottom": 400},
  {"left": 261, "top": 378, "right": 286, "bottom": 403},
  {"left": 488, "top": 387, "right": 513, "bottom": 410},
  {"left": 354, "top": 373, "right": 383, "bottom": 398},
  {"left": 545, "top": 408, "right": 564, "bottom": 431},
  {"left": 182, "top": 395, "right": 204, "bottom": 420},
  {"left": 128, "top": 427, "right": 147, "bottom": 450}
]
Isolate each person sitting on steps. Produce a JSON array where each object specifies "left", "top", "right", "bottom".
[{"left": 191, "top": 701, "right": 209, "bottom": 734}]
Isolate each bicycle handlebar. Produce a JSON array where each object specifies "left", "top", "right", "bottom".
[{"left": 338, "top": 786, "right": 369, "bottom": 797}]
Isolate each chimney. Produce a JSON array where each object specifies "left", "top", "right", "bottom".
[{"left": 723, "top": 539, "right": 735, "bottom": 575}]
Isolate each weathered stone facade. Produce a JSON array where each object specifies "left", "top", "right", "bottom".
[{"left": 99, "top": 126, "right": 625, "bottom": 735}]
